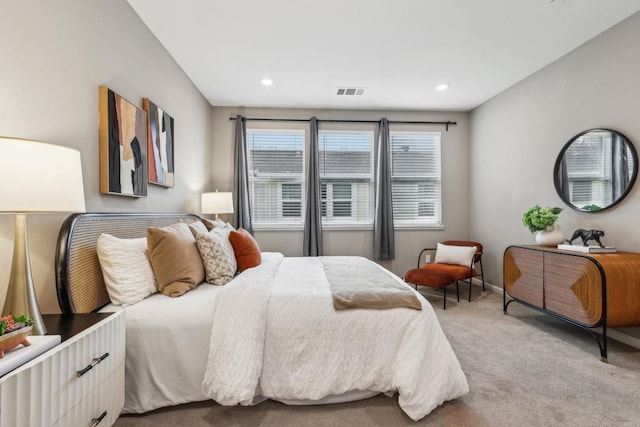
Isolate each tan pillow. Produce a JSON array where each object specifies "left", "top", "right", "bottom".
[{"left": 147, "top": 222, "right": 205, "bottom": 297}]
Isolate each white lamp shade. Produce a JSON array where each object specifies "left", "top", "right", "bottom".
[
  {"left": 201, "top": 192, "right": 234, "bottom": 215},
  {"left": 0, "top": 137, "right": 86, "bottom": 213}
]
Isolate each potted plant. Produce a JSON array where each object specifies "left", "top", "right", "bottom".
[
  {"left": 522, "top": 205, "right": 564, "bottom": 245},
  {"left": 0, "top": 314, "right": 33, "bottom": 358}
]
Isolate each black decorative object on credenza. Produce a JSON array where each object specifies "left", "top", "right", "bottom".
[
  {"left": 554, "top": 129, "right": 638, "bottom": 212},
  {"left": 565, "top": 229, "right": 606, "bottom": 247}
]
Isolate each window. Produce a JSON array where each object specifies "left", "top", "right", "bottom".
[
  {"left": 245, "top": 127, "right": 440, "bottom": 229},
  {"left": 321, "top": 182, "right": 354, "bottom": 218},
  {"left": 318, "top": 131, "right": 374, "bottom": 226},
  {"left": 281, "top": 183, "right": 302, "bottom": 217},
  {"left": 564, "top": 131, "right": 615, "bottom": 209},
  {"left": 247, "top": 130, "right": 305, "bottom": 226},
  {"left": 390, "top": 132, "right": 442, "bottom": 226}
]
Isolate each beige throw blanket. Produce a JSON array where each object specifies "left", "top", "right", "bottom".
[{"left": 321, "top": 256, "right": 422, "bottom": 310}]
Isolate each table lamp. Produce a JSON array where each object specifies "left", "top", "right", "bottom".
[
  {"left": 0, "top": 137, "right": 86, "bottom": 335},
  {"left": 201, "top": 191, "right": 234, "bottom": 220}
]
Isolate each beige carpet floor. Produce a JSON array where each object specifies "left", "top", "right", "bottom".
[{"left": 114, "top": 287, "right": 640, "bottom": 426}]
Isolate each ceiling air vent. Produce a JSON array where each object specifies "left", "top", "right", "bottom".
[{"left": 336, "top": 87, "right": 366, "bottom": 96}]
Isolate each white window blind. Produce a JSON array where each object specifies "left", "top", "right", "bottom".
[
  {"left": 247, "top": 129, "right": 305, "bottom": 226},
  {"left": 565, "top": 132, "right": 613, "bottom": 208},
  {"left": 390, "top": 132, "right": 442, "bottom": 226},
  {"left": 319, "top": 131, "right": 374, "bottom": 225}
]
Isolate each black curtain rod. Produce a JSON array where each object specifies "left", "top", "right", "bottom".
[{"left": 229, "top": 116, "right": 457, "bottom": 131}]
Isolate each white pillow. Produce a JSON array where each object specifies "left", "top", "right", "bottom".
[
  {"left": 195, "top": 228, "right": 237, "bottom": 285},
  {"left": 434, "top": 243, "right": 477, "bottom": 267},
  {"left": 188, "top": 220, "right": 209, "bottom": 238},
  {"left": 97, "top": 233, "right": 157, "bottom": 306}
]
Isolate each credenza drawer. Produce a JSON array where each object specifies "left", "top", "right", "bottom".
[
  {"left": 543, "top": 252, "right": 602, "bottom": 325},
  {"left": 503, "top": 246, "right": 543, "bottom": 307}
]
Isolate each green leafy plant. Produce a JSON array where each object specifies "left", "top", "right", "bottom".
[
  {"left": 582, "top": 204, "right": 602, "bottom": 212},
  {"left": 522, "top": 205, "right": 563, "bottom": 233}
]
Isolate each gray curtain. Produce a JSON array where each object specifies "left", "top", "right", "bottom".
[
  {"left": 233, "top": 115, "right": 253, "bottom": 234},
  {"left": 611, "top": 133, "right": 629, "bottom": 201},
  {"left": 373, "top": 118, "right": 395, "bottom": 260},
  {"left": 303, "top": 117, "right": 323, "bottom": 256}
]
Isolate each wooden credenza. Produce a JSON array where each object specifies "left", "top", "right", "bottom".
[{"left": 503, "top": 245, "right": 640, "bottom": 361}]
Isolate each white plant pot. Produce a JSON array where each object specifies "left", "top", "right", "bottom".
[{"left": 535, "top": 224, "right": 565, "bottom": 246}]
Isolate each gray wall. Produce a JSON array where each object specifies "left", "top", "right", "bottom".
[
  {"left": 0, "top": 0, "right": 212, "bottom": 313},
  {"left": 4, "top": 0, "right": 637, "bottom": 340},
  {"left": 211, "top": 107, "right": 471, "bottom": 278},
  {"left": 470, "top": 12, "right": 640, "bottom": 337}
]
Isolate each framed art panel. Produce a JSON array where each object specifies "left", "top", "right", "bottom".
[
  {"left": 99, "top": 86, "right": 148, "bottom": 197},
  {"left": 143, "top": 98, "right": 175, "bottom": 187}
]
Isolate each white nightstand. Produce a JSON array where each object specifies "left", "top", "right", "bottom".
[{"left": 0, "top": 310, "right": 125, "bottom": 426}]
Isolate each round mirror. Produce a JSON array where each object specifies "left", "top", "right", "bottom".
[{"left": 554, "top": 128, "right": 638, "bottom": 212}]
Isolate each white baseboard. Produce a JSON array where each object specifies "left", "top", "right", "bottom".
[
  {"left": 470, "top": 277, "right": 501, "bottom": 294},
  {"left": 601, "top": 329, "right": 640, "bottom": 350}
]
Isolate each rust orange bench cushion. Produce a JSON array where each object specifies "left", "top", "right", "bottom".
[
  {"left": 405, "top": 265, "right": 456, "bottom": 288},
  {"left": 404, "top": 264, "right": 478, "bottom": 288}
]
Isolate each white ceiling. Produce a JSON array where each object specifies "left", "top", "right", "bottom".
[{"left": 127, "top": 0, "right": 640, "bottom": 111}]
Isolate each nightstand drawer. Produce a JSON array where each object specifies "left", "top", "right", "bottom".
[
  {"left": 54, "top": 311, "right": 125, "bottom": 417},
  {"left": 0, "top": 311, "right": 124, "bottom": 427},
  {"left": 53, "top": 364, "right": 124, "bottom": 427}
]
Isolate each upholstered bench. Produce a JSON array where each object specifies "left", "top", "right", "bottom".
[
  {"left": 404, "top": 265, "right": 460, "bottom": 309},
  {"left": 404, "top": 241, "right": 484, "bottom": 310}
]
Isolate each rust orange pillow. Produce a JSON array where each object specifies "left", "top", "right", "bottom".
[{"left": 228, "top": 228, "right": 261, "bottom": 272}]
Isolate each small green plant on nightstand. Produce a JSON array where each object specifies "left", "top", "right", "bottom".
[{"left": 0, "top": 314, "right": 33, "bottom": 335}]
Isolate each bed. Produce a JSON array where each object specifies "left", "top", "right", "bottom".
[{"left": 55, "top": 213, "right": 468, "bottom": 421}]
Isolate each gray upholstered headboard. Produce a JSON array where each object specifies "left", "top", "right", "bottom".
[{"left": 55, "top": 212, "right": 201, "bottom": 313}]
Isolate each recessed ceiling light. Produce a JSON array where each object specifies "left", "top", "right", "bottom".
[
  {"left": 261, "top": 78, "right": 273, "bottom": 86},
  {"left": 435, "top": 83, "right": 450, "bottom": 92}
]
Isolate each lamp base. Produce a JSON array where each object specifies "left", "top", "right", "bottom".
[{"left": 2, "top": 214, "right": 47, "bottom": 335}]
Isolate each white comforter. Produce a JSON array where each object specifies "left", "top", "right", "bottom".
[{"left": 202, "top": 253, "right": 468, "bottom": 421}]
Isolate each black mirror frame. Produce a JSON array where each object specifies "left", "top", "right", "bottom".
[{"left": 553, "top": 128, "right": 638, "bottom": 213}]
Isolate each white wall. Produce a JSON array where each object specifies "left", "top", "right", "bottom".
[
  {"left": 211, "top": 107, "right": 471, "bottom": 278},
  {"left": 470, "top": 12, "right": 640, "bottom": 336},
  {"left": 0, "top": 0, "right": 212, "bottom": 313}
]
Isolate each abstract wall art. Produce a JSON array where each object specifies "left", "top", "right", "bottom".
[
  {"left": 99, "top": 86, "right": 148, "bottom": 197},
  {"left": 143, "top": 98, "right": 175, "bottom": 187}
]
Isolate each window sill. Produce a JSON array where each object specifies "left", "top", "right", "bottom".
[
  {"left": 252, "top": 223, "right": 444, "bottom": 232},
  {"left": 394, "top": 223, "right": 445, "bottom": 231},
  {"left": 254, "top": 224, "right": 374, "bottom": 232},
  {"left": 253, "top": 224, "right": 304, "bottom": 232},
  {"left": 323, "top": 223, "right": 373, "bottom": 231}
]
